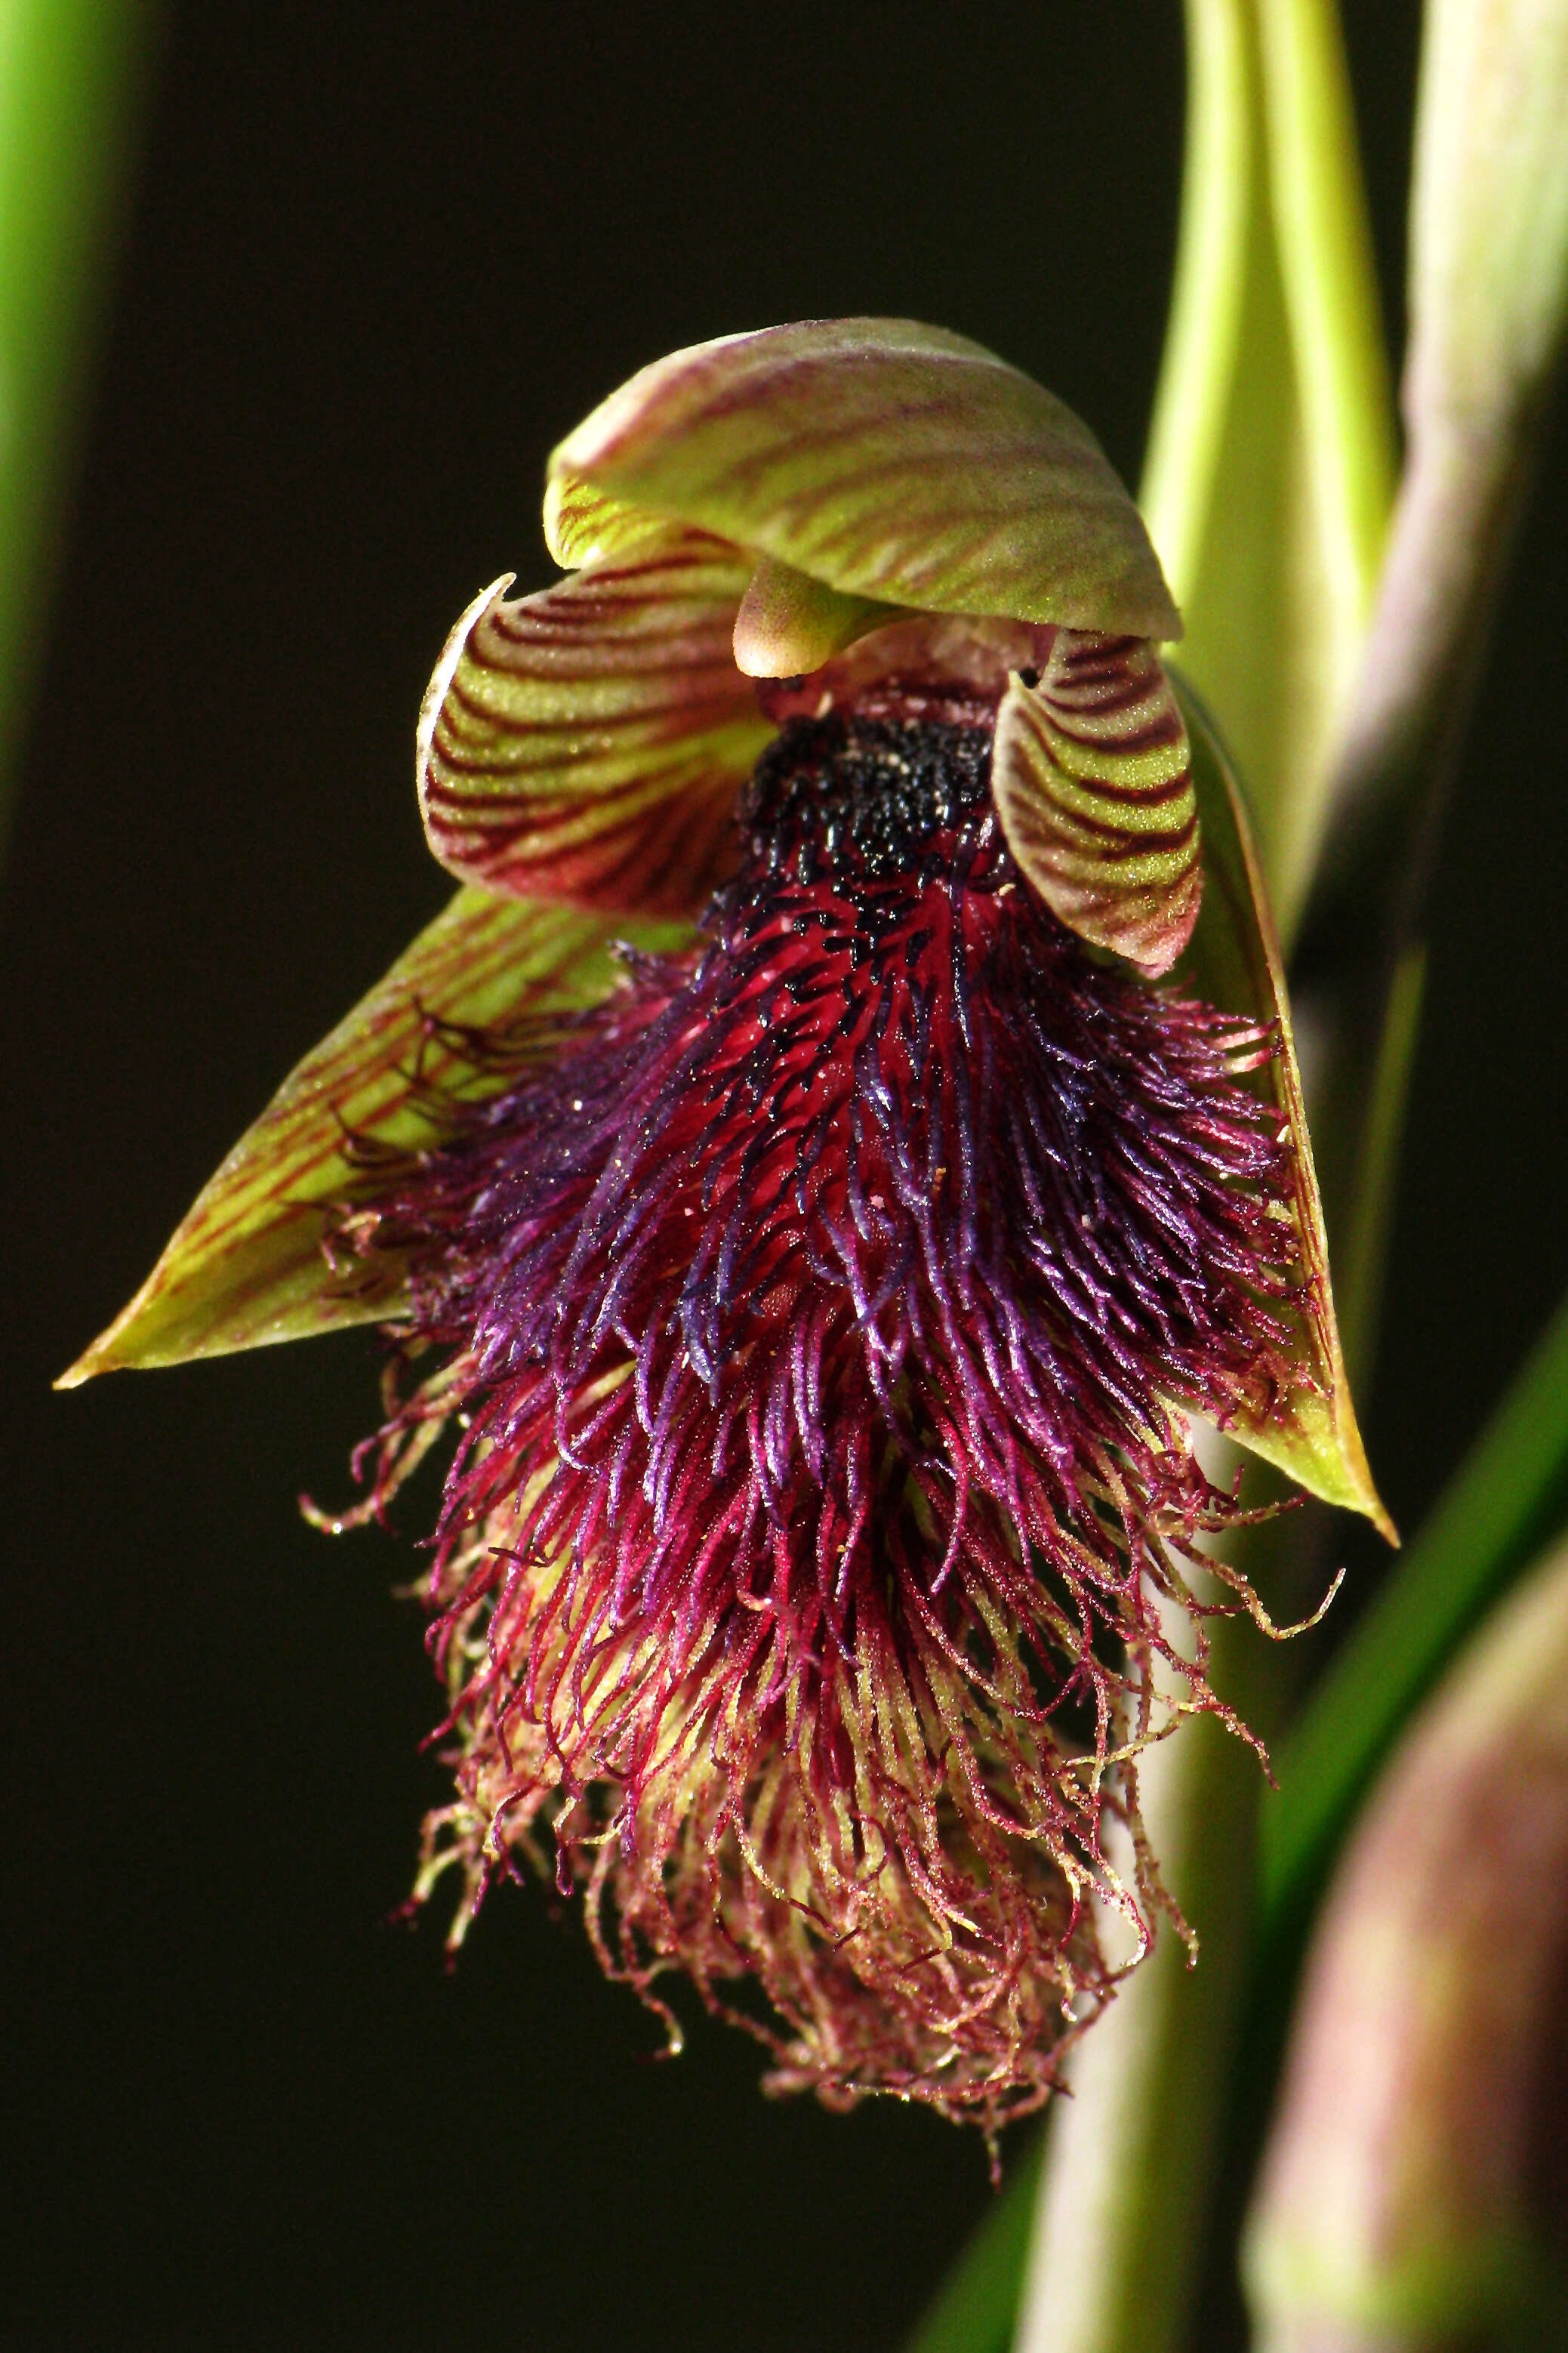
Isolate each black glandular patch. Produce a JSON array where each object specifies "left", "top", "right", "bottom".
[{"left": 741, "top": 714, "right": 993, "bottom": 884}]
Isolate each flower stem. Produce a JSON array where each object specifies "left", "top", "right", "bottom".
[
  {"left": 1290, "top": 0, "right": 1568, "bottom": 1358},
  {"left": 1014, "top": 1605, "right": 1283, "bottom": 2353}
]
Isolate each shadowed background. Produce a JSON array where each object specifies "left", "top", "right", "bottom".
[{"left": 5, "top": 5, "right": 1563, "bottom": 2348}]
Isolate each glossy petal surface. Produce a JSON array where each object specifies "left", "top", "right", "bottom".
[
  {"left": 548, "top": 319, "right": 1181, "bottom": 640},
  {"left": 59, "top": 888, "right": 689, "bottom": 1381},
  {"left": 991, "top": 632, "right": 1201, "bottom": 975},
  {"left": 1174, "top": 679, "right": 1388, "bottom": 1534},
  {"left": 417, "top": 540, "right": 771, "bottom": 915}
]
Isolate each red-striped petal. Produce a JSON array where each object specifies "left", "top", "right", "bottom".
[
  {"left": 417, "top": 537, "right": 772, "bottom": 917},
  {"left": 990, "top": 632, "right": 1201, "bottom": 976},
  {"left": 548, "top": 319, "right": 1181, "bottom": 641}
]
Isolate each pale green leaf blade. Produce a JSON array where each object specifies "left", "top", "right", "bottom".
[
  {"left": 1407, "top": 0, "right": 1568, "bottom": 426},
  {"left": 417, "top": 541, "right": 771, "bottom": 917},
  {"left": 60, "top": 887, "right": 692, "bottom": 1381},
  {"left": 1138, "top": 0, "right": 1254, "bottom": 614},
  {"left": 1140, "top": 0, "right": 1395, "bottom": 936},
  {"left": 1311, "top": 0, "right": 1568, "bottom": 890},
  {"left": 550, "top": 318, "right": 1180, "bottom": 640},
  {"left": 1253, "top": 0, "right": 1395, "bottom": 638},
  {"left": 991, "top": 634, "right": 1201, "bottom": 975}
]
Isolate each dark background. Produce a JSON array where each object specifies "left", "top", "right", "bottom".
[{"left": 5, "top": 6, "right": 1563, "bottom": 2349}]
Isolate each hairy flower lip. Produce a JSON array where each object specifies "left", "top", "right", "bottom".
[{"left": 345, "top": 702, "right": 1314, "bottom": 2129}]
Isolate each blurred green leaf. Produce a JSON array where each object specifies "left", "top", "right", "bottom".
[
  {"left": 0, "top": 0, "right": 154, "bottom": 850},
  {"left": 1246, "top": 1535, "right": 1568, "bottom": 2348},
  {"left": 1408, "top": 0, "right": 1568, "bottom": 450},
  {"left": 1263, "top": 1288, "right": 1568, "bottom": 1929}
]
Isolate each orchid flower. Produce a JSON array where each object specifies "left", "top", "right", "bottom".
[{"left": 63, "top": 319, "right": 1385, "bottom": 2136}]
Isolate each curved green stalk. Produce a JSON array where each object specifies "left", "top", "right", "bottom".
[
  {"left": 1330, "top": 942, "right": 1426, "bottom": 1395},
  {"left": 1305, "top": 0, "right": 1568, "bottom": 929}
]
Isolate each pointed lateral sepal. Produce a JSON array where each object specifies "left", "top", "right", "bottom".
[
  {"left": 417, "top": 537, "right": 772, "bottom": 917},
  {"left": 548, "top": 318, "right": 1181, "bottom": 640},
  {"left": 57, "top": 889, "right": 692, "bottom": 1383},
  {"left": 991, "top": 632, "right": 1202, "bottom": 976},
  {"left": 1174, "top": 678, "right": 1392, "bottom": 1537}
]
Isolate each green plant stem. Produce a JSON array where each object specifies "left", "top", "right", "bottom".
[
  {"left": 1013, "top": 1593, "right": 1291, "bottom": 2353},
  {"left": 1293, "top": 0, "right": 1568, "bottom": 1268},
  {"left": 1251, "top": 0, "right": 1394, "bottom": 625},
  {"left": 1247, "top": 0, "right": 1393, "bottom": 939},
  {"left": 1308, "top": 0, "right": 1568, "bottom": 922},
  {"left": 1301, "top": 409, "right": 1548, "bottom": 965},
  {"left": 1329, "top": 941, "right": 1425, "bottom": 1397}
]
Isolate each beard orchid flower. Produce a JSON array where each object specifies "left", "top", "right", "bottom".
[{"left": 64, "top": 320, "right": 1388, "bottom": 2137}]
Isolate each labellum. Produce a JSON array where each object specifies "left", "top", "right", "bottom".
[{"left": 62, "top": 321, "right": 1388, "bottom": 2137}]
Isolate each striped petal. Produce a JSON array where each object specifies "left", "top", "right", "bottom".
[
  {"left": 1175, "top": 680, "right": 1391, "bottom": 1536},
  {"left": 58, "top": 889, "right": 692, "bottom": 1382},
  {"left": 417, "top": 536, "right": 772, "bottom": 916},
  {"left": 548, "top": 318, "right": 1180, "bottom": 641},
  {"left": 990, "top": 631, "right": 1202, "bottom": 975},
  {"left": 539, "top": 474, "right": 694, "bottom": 569}
]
